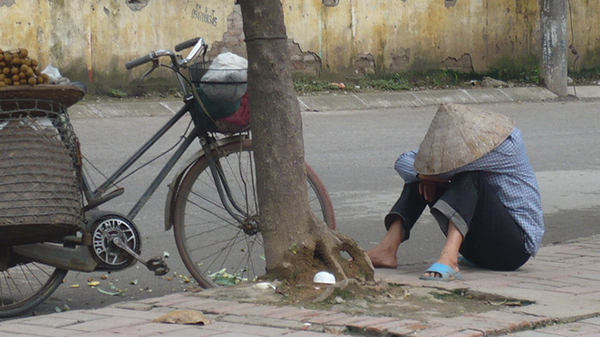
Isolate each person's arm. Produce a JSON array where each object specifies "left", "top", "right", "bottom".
[
  {"left": 394, "top": 150, "right": 419, "bottom": 183},
  {"left": 395, "top": 151, "right": 449, "bottom": 202}
]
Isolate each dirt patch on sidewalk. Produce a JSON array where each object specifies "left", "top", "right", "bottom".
[{"left": 192, "top": 279, "right": 533, "bottom": 321}]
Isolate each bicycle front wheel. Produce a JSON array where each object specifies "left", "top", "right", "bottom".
[
  {"left": 172, "top": 138, "right": 335, "bottom": 288},
  {"left": 0, "top": 253, "right": 67, "bottom": 318}
]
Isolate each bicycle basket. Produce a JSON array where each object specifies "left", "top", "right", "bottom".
[
  {"left": 0, "top": 99, "right": 82, "bottom": 245},
  {"left": 188, "top": 61, "right": 211, "bottom": 86},
  {"left": 188, "top": 57, "right": 249, "bottom": 134},
  {"left": 189, "top": 53, "right": 247, "bottom": 102}
]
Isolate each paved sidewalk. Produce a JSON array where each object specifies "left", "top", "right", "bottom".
[{"left": 2, "top": 235, "right": 600, "bottom": 336}]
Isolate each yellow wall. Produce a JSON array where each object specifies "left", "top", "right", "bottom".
[
  {"left": 1, "top": 0, "right": 598, "bottom": 90},
  {"left": 283, "top": 0, "right": 542, "bottom": 74},
  {"left": 0, "top": 1, "right": 234, "bottom": 87}
]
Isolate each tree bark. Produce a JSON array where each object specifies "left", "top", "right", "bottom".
[{"left": 238, "top": 0, "right": 374, "bottom": 283}]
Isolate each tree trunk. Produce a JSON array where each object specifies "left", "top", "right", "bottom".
[
  {"left": 540, "top": 0, "right": 568, "bottom": 96},
  {"left": 238, "top": 0, "right": 374, "bottom": 283}
]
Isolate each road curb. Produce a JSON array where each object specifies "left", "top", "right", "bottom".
[
  {"left": 298, "top": 86, "right": 559, "bottom": 112},
  {"left": 67, "top": 85, "right": 600, "bottom": 120}
]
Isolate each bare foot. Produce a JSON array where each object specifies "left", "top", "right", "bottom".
[
  {"left": 422, "top": 221, "right": 463, "bottom": 279},
  {"left": 366, "top": 247, "right": 398, "bottom": 269}
]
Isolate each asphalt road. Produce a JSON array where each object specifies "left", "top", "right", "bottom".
[{"left": 5, "top": 99, "right": 600, "bottom": 319}]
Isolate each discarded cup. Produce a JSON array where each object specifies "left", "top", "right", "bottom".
[
  {"left": 313, "top": 271, "right": 336, "bottom": 284},
  {"left": 252, "top": 282, "right": 276, "bottom": 290}
]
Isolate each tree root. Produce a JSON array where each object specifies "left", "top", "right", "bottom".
[
  {"left": 312, "top": 214, "right": 374, "bottom": 283},
  {"left": 311, "top": 278, "right": 390, "bottom": 303},
  {"left": 311, "top": 278, "right": 361, "bottom": 303},
  {"left": 264, "top": 214, "right": 374, "bottom": 286}
]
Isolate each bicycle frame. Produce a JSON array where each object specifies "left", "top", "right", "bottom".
[
  {"left": 79, "top": 96, "right": 197, "bottom": 220},
  {"left": 78, "top": 96, "right": 251, "bottom": 226}
]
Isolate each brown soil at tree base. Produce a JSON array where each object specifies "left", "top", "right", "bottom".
[{"left": 191, "top": 279, "right": 533, "bottom": 321}]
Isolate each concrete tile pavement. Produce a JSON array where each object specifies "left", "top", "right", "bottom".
[{"left": 3, "top": 235, "right": 600, "bottom": 336}]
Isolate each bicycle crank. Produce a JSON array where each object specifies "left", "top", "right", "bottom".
[
  {"left": 89, "top": 214, "right": 141, "bottom": 271},
  {"left": 111, "top": 237, "right": 169, "bottom": 276}
]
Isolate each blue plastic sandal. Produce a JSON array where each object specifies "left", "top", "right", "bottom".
[{"left": 419, "top": 262, "right": 462, "bottom": 281}]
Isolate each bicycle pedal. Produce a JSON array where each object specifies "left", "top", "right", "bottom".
[
  {"left": 153, "top": 266, "right": 169, "bottom": 276},
  {"left": 146, "top": 257, "right": 169, "bottom": 276}
]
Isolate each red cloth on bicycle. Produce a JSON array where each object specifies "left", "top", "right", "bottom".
[{"left": 215, "top": 92, "right": 250, "bottom": 133}]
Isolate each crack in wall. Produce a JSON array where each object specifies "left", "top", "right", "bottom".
[
  {"left": 209, "top": 5, "right": 323, "bottom": 77},
  {"left": 390, "top": 48, "right": 411, "bottom": 72},
  {"left": 290, "top": 42, "right": 322, "bottom": 77},
  {"left": 0, "top": 0, "right": 16, "bottom": 7},
  {"left": 209, "top": 5, "right": 246, "bottom": 59},
  {"left": 445, "top": 0, "right": 457, "bottom": 8},
  {"left": 354, "top": 54, "right": 376, "bottom": 76},
  {"left": 126, "top": 0, "right": 149, "bottom": 12},
  {"left": 441, "top": 53, "right": 474, "bottom": 72}
]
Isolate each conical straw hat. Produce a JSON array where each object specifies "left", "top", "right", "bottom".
[{"left": 414, "top": 103, "right": 515, "bottom": 175}]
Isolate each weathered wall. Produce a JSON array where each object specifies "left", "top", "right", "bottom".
[
  {"left": 282, "top": 0, "right": 542, "bottom": 76},
  {"left": 0, "top": 0, "right": 598, "bottom": 91},
  {"left": 0, "top": 0, "right": 236, "bottom": 91}
]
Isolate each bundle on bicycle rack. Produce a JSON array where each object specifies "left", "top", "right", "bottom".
[
  {"left": 0, "top": 86, "right": 84, "bottom": 245},
  {"left": 188, "top": 52, "right": 249, "bottom": 134}
]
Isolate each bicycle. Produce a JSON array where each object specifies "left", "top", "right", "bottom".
[{"left": 0, "top": 37, "right": 335, "bottom": 318}]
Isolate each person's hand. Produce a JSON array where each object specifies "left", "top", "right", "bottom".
[
  {"left": 419, "top": 180, "right": 440, "bottom": 202},
  {"left": 417, "top": 174, "right": 449, "bottom": 203}
]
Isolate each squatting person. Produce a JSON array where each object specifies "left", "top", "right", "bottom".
[{"left": 366, "top": 103, "right": 544, "bottom": 281}]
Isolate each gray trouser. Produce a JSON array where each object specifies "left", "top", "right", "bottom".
[{"left": 385, "top": 171, "right": 530, "bottom": 271}]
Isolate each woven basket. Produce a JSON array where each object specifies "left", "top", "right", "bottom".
[
  {"left": 0, "top": 85, "right": 85, "bottom": 109},
  {"left": 0, "top": 100, "right": 81, "bottom": 245}
]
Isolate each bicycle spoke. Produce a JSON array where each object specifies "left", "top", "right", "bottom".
[
  {"left": 1, "top": 271, "right": 16, "bottom": 305},
  {"left": 237, "top": 234, "right": 262, "bottom": 279},
  {"left": 204, "top": 230, "right": 245, "bottom": 274},
  {"left": 198, "top": 231, "right": 262, "bottom": 281},
  {"left": 172, "top": 139, "right": 334, "bottom": 289},
  {"left": 184, "top": 194, "right": 239, "bottom": 227},
  {"left": 187, "top": 229, "right": 247, "bottom": 254},
  {"left": 1, "top": 260, "right": 67, "bottom": 317}
]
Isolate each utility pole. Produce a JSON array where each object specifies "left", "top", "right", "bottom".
[{"left": 540, "top": 0, "right": 568, "bottom": 97}]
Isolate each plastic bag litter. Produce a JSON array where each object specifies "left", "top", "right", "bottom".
[
  {"left": 200, "top": 52, "right": 247, "bottom": 102},
  {"left": 41, "top": 65, "right": 71, "bottom": 85}
]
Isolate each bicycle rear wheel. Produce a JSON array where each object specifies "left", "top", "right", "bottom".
[
  {"left": 0, "top": 250, "right": 67, "bottom": 318},
  {"left": 172, "top": 138, "right": 335, "bottom": 288}
]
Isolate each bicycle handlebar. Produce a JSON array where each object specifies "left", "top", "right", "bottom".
[
  {"left": 125, "top": 37, "right": 206, "bottom": 70},
  {"left": 125, "top": 53, "right": 154, "bottom": 70},
  {"left": 175, "top": 38, "right": 201, "bottom": 52}
]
